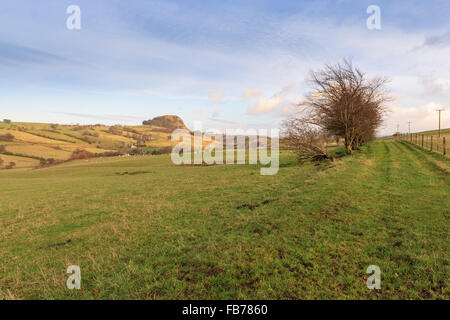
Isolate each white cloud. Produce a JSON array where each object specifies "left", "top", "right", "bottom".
[
  {"left": 380, "top": 102, "right": 448, "bottom": 136},
  {"left": 246, "top": 83, "right": 297, "bottom": 115},
  {"left": 242, "top": 89, "right": 261, "bottom": 100},
  {"left": 208, "top": 90, "right": 223, "bottom": 104},
  {"left": 418, "top": 74, "right": 446, "bottom": 97},
  {"left": 248, "top": 96, "right": 284, "bottom": 114},
  {"left": 192, "top": 108, "right": 205, "bottom": 115}
]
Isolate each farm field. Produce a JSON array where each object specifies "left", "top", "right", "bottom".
[
  {"left": 0, "top": 140, "right": 448, "bottom": 299},
  {"left": 415, "top": 128, "right": 450, "bottom": 137},
  {"left": 0, "top": 120, "right": 186, "bottom": 169}
]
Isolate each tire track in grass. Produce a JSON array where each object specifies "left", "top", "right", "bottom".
[
  {"left": 367, "top": 141, "right": 449, "bottom": 298},
  {"left": 356, "top": 141, "right": 418, "bottom": 298},
  {"left": 276, "top": 147, "right": 382, "bottom": 298},
  {"left": 298, "top": 141, "right": 401, "bottom": 299},
  {"left": 398, "top": 141, "right": 449, "bottom": 176}
]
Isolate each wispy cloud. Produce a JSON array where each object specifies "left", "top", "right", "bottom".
[
  {"left": 242, "top": 89, "right": 261, "bottom": 101},
  {"left": 192, "top": 108, "right": 206, "bottom": 115},
  {"left": 0, "top": 41, "right": 67, "bottom": 66},
  {"left": 247, "top": 84, "right": 296, "bottom": 115},
  {"left": 208, "top": 90, "right": 224, "bottom": 104},
  {"left": 422, "top": 32, "right": 450, "bottom": 48},
  {"left": 52, "top": 112, "right": 144, "bottom": 122},
  {"left": 207, "top": 117, "right": 238, "bottom": 125}
]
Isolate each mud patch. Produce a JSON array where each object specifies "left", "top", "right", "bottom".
[
  {"left": 236, "top": 198, "right": 279, "bottom": 210},
  {"left": 47, "top": 239, "right": 72, "bottom": 249},
  {"left": 115, "top": 171, "right": 152, "bottom": 176}
]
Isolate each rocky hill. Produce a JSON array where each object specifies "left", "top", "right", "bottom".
[{"left": 142, "top": 115, "right": 189, "bottom": 131}]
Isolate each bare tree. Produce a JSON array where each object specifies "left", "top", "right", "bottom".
[{"left": 291, "top": 60, "right": 390, "bottom": 154}]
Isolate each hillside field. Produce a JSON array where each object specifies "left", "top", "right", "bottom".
[
  {"left": 0, "top": 121, "right": 181, "bottom": 169},
  {"left": 0, "top": 139, "right": 448, "bottom": 299}
]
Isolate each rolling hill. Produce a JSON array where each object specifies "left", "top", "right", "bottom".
[{"left": 0, "top": 116, "right": 192, "bottom": 169}]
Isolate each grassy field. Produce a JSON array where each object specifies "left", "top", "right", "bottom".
[
  {"left": 0, "top": 141, "right": 450, "bottom": 299},
  {"left": 0, "top": 139, "right": 448, "bottom": 299},
  {"left": 415, "top": 128, "right": 450, "bottom": 137}
]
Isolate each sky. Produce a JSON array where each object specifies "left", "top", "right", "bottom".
[{"left": 0, "top": 0, "right": 449, "bottom": 135}]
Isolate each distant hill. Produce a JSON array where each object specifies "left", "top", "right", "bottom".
[
  {"left": 0, "top": 116, "right": 194, "bottom": 169},
  {"left": 142, "top": 115, "right": 190, "bottom": 131},
  {"left": 0, "top": 115, "right": 278, "bottom": 169}
]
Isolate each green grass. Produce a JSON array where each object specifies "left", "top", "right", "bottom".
[
  {"left": 0, "top": 141, "right": 448, "bottom": 299},
  {"left": 415, "top": 128, "right": 450, "bottom": 136}
]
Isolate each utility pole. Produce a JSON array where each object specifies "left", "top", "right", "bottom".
[
  {"left": 397, "top": 123, "right": 399, "bottom": 133},
  {"left": 436, "top": 109, "right": 444, "bottom": 137}
]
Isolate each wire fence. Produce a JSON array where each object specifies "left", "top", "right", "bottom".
[{"left": 397, "top": 133, "right": 448, "bottom": 156}]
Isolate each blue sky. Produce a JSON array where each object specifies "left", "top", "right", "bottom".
[{"left": 1, "top": 0, "right": 450, "bottom": 134}]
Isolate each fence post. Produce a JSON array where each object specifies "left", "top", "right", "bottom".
[
  {"left": 431, "top": 136, "right": 433, "bottom": 151},
  {"left": 422, "top": 135, "right": 424, "bottom": 147},
  {"left": 444, "top": 137, "right": 446, "bottom": 156}
]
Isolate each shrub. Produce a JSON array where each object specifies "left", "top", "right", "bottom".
[
  {"left": 151, "top": 146, "right": 172, "bottom": 155},
  {"left": 0, "top": 133, "right": 14, "bottom": 141},
  {"left": 40, "top": 158, "right": 56, "bottom": 167},
  {"left": 6, "top": 162, "right": 16, "bottom": 169},
  {"left": 72, "top": 125, "right": 83, "bottom": 131},
  {"left": 109, "top": 126, "right": 123, "bottom": 135},
  {"left": 69, "top": 149, "right": 95, "bottom": 160}
]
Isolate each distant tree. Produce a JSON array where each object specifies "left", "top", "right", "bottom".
[
  {"left": 50, "top": 124, "right": 58, "bottom": 129},
  {"left": 72, "top": 125, "right": 83, "bottom": 131},
  {"left": 151, "top": 146, "right": 172, "bottom": 155},
  {"left": 0, "top": 133, "right": 14, "bottom": 142},
  {"left": 40, "top": 158, "right": 56, "bottom": 167},
  {"left": 108, "top": 126, "right": 123, "bottom": 135},
  {"left": 3, "top": 119, "right": 11, "bottom": 124},
  {"left": 69, "top": 149, "right": 95, "bottom": 160},
  {"left": 6, "top": 162, "right": 16, "bottom": 169}
]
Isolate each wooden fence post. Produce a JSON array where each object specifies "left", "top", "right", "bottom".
[
  {"left": 431, "top": 136, "right": 433, "bottom": 151},
  {"left": 444, "top": 137, "right": 446, "bottom": 156},
  {"left": 422, "top": 135, "right": 424, "bottom": 147}
]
